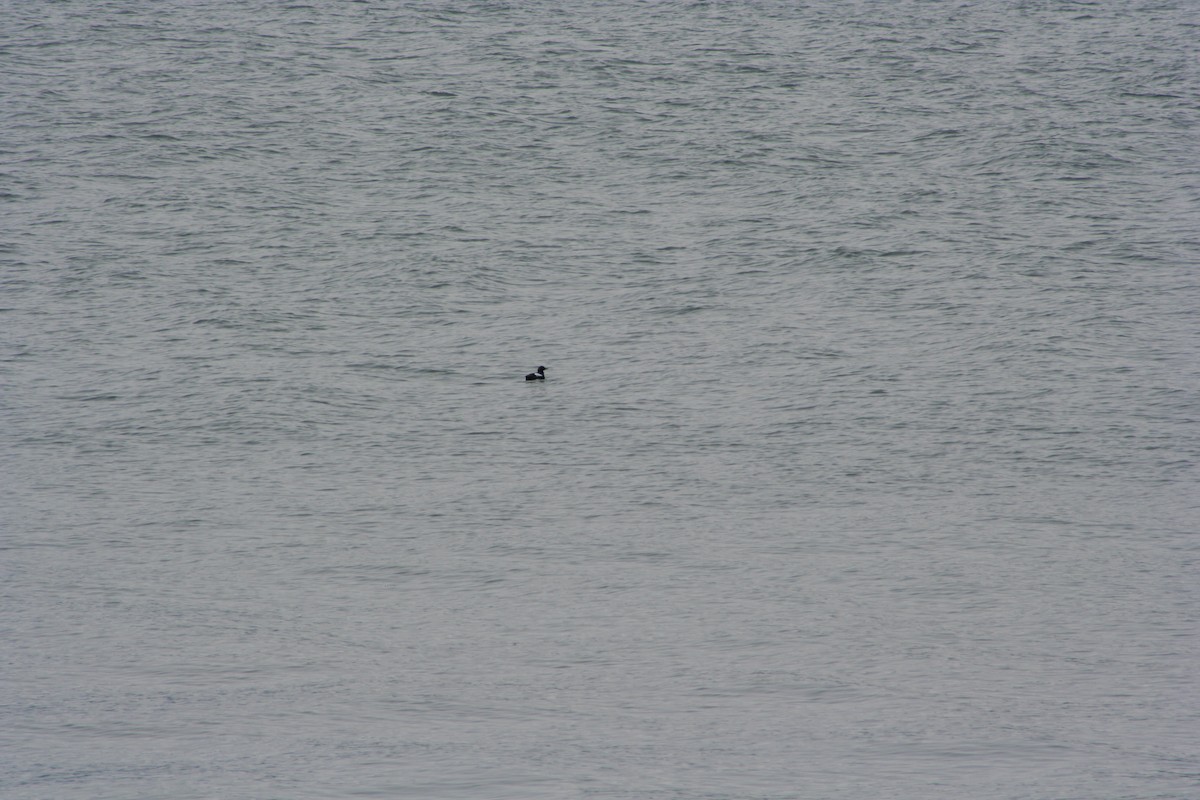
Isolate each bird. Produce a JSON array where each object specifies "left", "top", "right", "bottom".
[{"left": 525, "top": 366, "right": 546, "bottom": 381}]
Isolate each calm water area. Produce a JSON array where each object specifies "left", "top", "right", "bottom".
[{"left": 3, "top": 1, "right": 1198, "bottom": 798}]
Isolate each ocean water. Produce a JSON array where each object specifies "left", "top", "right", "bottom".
[{"left": 2, "top": 1, "right": 1198, "bottom": 798}]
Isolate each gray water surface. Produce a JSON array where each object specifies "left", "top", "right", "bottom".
[{"left": 3, "top": 1, "right": 1198, "bottom": 798}]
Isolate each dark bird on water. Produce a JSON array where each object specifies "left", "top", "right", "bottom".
[{"left": 525, "top": 366, "right": 546, "bottom": 381}]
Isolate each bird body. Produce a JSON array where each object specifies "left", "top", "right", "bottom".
[{"left": 525, "top": 366, "right": 546, "bottom": 381}]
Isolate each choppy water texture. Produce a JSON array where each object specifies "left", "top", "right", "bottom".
[{"left": 3, "top": 1, "right": 1199, "bottom": 798}]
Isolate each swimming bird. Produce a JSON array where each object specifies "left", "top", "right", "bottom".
[{"left": 525, "top": 366, "right": 546, "bottom": 381}]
